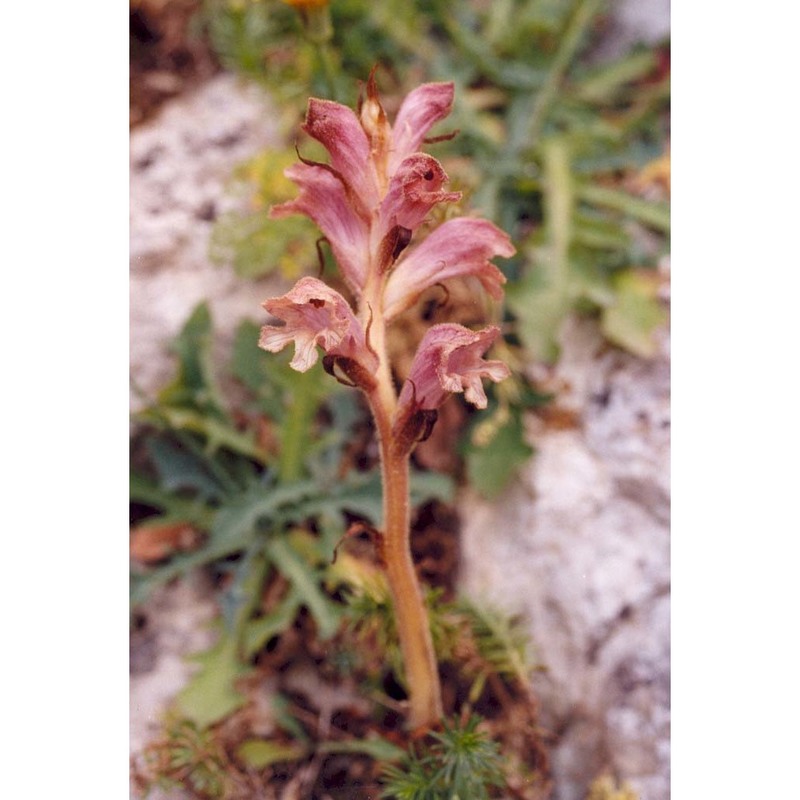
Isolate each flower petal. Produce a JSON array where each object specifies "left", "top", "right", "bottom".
[
  {"left": 383, "top": 217, "right": 515, "bottom": 319},
  {"left": 270, "top": 163, "right": 371, "bottom": 293},
  {"left": 259, "top": 277, "right": 375, "bottom": 373},
  {"left": 397, "top": 324, "right": 510, "bottom": 413},
  {"left": 378, "top": 153, "right": 460, "bottom": 241},
  {"left": 389, "top": 82, "right": 455, "bottom": 172},
  {"left": 303, "top": 98, "right": 380, "bottom": 211}
]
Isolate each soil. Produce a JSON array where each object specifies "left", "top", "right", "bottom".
[{"left": 131, "top": 498, "right": 551, "bottom": 799}]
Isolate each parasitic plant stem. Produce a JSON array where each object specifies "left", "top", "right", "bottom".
[{"left": 368, "top": 382, "right": 443, "bottom": 729}]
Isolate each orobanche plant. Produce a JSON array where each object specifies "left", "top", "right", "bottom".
[{"left": 258, "top": 72, "right": 514, "bottom": 730}]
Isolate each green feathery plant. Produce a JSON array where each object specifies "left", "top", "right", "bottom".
[{"left": 380, "top": 715, "right": 506, "bottom": 800}]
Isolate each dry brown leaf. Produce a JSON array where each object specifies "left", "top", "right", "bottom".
[{"left": 130, "top": 520, "right": 201, "bottom": 563}]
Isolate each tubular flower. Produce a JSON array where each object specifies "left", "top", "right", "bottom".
[
  {"left": 383, "top": 217, "right": 514, "bottom": 320},
  {"left": 270, "top": 163, "right": 371, "bottom": 291},
  {"left": 396, "top": 324, "right": 511, "bottom": 414},
  {"left": 259, "top": 277, "right": 377, "bottom": 383},
  {"left": 391, "top": 324, "right": 510, "bottom": 458}
]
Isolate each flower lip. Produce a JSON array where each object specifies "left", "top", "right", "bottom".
[
  {"left": 259, "top": 277, "right": 376, "bottom": 375},
  {"left": 397, "top": 324, "right": 511, "bottom": 416}
]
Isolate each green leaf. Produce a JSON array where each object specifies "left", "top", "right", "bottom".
[
  {"left": 209, "top": 479, "right": 317, "bottom": 546},
  {"left": 176, "top": 635, "right": 248, "bottom": 728},
  {"left": 131, "top": 479, "right": 306, "bottom": 608},
  {"left": 146, "top": 436, "right": 224, "bottom": 500},
  {"left": 158, "top": 303, "right": 226, "bottom": 414},
  {"left": 577, "top": 182, "right": 670, "bottom": 233},
  {"left": 600, "top": 269, "right": 668, "bottom": 358},
  {"left": 465, "top": 410, "right": 533, "bottom": 500},
  {"left": 572, "top": 50, "right": 658, "bottom": 103},
  {"left": 236, "top": 739, "right": 308, "bottom": 768},
  {"left": 243, "top": 590, "right": 302, "bottom": 658},
  {"left": 300, "top": 468, "right": 453, "bottom": 528},
  {"left": 230, "top": 319, "right": 270, "bottom": 397},
  {"left": 380, "top": 714, "right": 505, "bottom": 799},
  {"left": 265, "top": 537, "right": 342, "bottom": 640},
  {"left": 459, "top": 600, "right": 534, "bottom": 688},
  {"left": 433, "top": 2, "right": 544, "bottom": 90},
  {"left": 132, "top": 466, "right": 452, "bottom": 610},
  {"left": 507, "top": 138, "right": 574, "bottom": 363},
  {"left": 319, "top": 736, "right": 406, "bottom": 762},
  {"left": 131, "top": 540, "right": 245, "bottom": 607},
  {"left": 138, "top": 406, "right": 268, "bottom": 464},
  {"left": 571, "top": 211, "right": 631, "bottom": 251},
  {"left": 232, "top": 322, "right": 332, "bottom": 480},
  {"left": 129, "top": 472, "right": 213, "bottom": 527},
  {"left": 219, "top": 549, "right": 269, "bottom": 634},
  {"left": 507, "top": 258, "right": 572, "bottom": 364}
]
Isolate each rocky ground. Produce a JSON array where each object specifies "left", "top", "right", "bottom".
[
  {"left": 461, "top": 317, "right": 670, "bottom": 800},
  {"left": 130, "top": 73, "right": 284, "bottom": 410},
  {"left": 130, "top": 6, "right": 670, "bottom": 793}
]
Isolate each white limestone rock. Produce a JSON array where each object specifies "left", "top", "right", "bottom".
[
  {"left": 460, "top": 316, "right": 670, "bottom": 800},
  {"left": 130, "top": 73, "right": 284, "bottom": 408}
]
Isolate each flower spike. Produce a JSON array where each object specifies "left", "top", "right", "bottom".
[{"left": 273, "top": 79, "right": 460, "bottom": 296}]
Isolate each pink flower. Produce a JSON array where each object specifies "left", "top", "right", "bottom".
[
  {"left": 383, "top": 217, "right": 515, "bottom": 320},
  {"left": 376, "top": 153, "right": 460, "bottom": 241},
  {"left": 260, "top": 82, "right": 515, "bottom": 724},
  {"left": 397, "top": 324, "right": 510, "bottom": 413},
  {"left": 270, "top": 163, "right": 371, "bottom": 293},
  {"left": 303, "top": 96, "right": 380, "bottom": 212},
  {"left": 258, "top": 277, "right": 376, "bottom": 380},
  {"left": 387, "top": 82, "right": 457, "bottom": 173}
]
